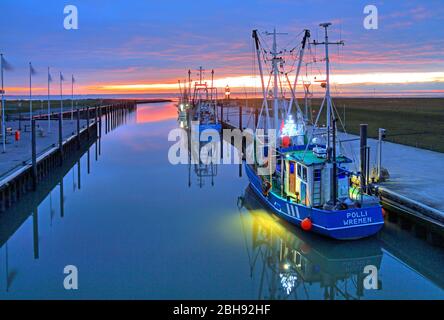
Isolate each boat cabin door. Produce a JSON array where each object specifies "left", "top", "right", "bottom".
[
  {"left": 289, "top": 161, "right": 296, "bottom": 196},
  {"left": 300, "top": 182, "right": 307, "bottom": 205}
]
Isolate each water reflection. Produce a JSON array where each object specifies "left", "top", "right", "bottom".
[
  {"left": 238, "top": 186, "right": 444, "bottom": 299},
  {"left": 0, "top": 138, "right": 95, "bottom": 292},
  {"left": 0, "top": 107, "right": 133, "bottom": 295},
  {"left": 179, "top": 111, "right": 219, "bottom": 188},
  {"left": 239, "top": 186, "right": 383, "bottom": 299},
  {"left": 137, "top": 103, "right": 177, "bottom": 124}
]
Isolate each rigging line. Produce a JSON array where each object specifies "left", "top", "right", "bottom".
[
  {"left": 284, "top": 72, "right": 302, "bottom": 116},
  {"left": 284, "top": 49, "right": 301, "bottom": 74},
  {"left": 310, "top": 50, "right": 324, "bottom": 78},
  {"left": 252, "top": 35, "right": 258, "bottom": 99},
  {"left": 237, "top": 206, "right": 254, "bottom": 271},
  {"left": 278, "top": 71, "right": 285, "bottom": 99},
  {"left": 257, "top": 73, "right": 273, "bottom": 129},
  {"left": 301, "top": 94, "right": 326, "bottom": 161},
  {"left": 281, "top": 29, "right": 304, "bottom": 50},
  {"left": 331, "top": 100, "right": 359, "bottom": 171},
  {"left": 258, "top": 32, "right": 272, "bottom": 55}
]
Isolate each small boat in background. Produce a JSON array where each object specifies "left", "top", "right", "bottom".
[{"left": 178, "top": 67, "right": 222, "bottom": 133}]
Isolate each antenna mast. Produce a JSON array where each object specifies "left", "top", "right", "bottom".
[
  {"left": 252, "top": 30, "right": 271, "bottom": 130},
  {"left": 188, "top": 69, "right": 192, "bottom": 102},
  {"left": 264, "top": 29, "right": 287, "bottom": 143},
  {"left": 312, "top": 22, "right": 344, "bottom": 204}
]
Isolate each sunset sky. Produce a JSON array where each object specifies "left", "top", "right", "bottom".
[{"left": 1, "top": 0, "right": 443, "bottom": 97}]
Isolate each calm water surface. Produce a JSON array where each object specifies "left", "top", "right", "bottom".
[{"left": 0, "top": 102, "right": 443, "bottom": 299}]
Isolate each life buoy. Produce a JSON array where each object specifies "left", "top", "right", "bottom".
[{"left": 262, "top": 181, "right": 272, "bottom": 197}]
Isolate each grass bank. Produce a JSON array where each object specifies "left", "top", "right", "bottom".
[
  {"left": 3, "top": 98, "right": 172, "bottom": 116},
  {"left": 229, "top": 97, "right": 444, "bottom": 153}
]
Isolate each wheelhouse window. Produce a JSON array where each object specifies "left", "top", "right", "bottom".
[
  {"left": 297, "top": 163, "right": 308, "bottom": 182},
  {"left": 314, "top": 169, "right": 322, "bottom": 181}
]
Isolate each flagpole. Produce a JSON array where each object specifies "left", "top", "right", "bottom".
[
  {"left": 1, "top": 53, "right": 5, "bottom": 153},
  {"left": 71, "top": 74, "right": 74, "bottom": 121},
  {"left": 48, "top": 67, "right": 51, "bottom": 133},
  {"left": 29, "top": 62, "right": 32, "bottom": 129},
  {"left": 60, "top": 72, "right": 63, "bottom": 114}
]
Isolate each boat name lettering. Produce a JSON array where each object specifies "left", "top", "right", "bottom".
[{"left": 343, "top": 210, "right": 372, "bottom": 226}]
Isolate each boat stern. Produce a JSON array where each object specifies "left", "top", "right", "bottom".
[{"left": 313, "top": 205, "right": 384, "bottom": 240}]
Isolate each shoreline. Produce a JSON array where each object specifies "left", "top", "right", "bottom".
[{"left": 225, "top": 97, "right": 444, "bottom": 153}]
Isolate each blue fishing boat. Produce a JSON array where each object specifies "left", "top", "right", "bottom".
[{"left": 245, "top": 24, "right": 384, "bottom": 240}]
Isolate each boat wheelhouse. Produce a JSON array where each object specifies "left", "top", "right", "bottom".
[{"left": 282, "top": 147, "right": 352, "bottom": 207}]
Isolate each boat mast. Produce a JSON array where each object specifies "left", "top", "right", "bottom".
[
  {"left": 312, "top": 22, "right": 344, "bottom": 204},
  {"left": 188, "top": 69, "right": 192, "bottom": 103},
  {"left": 271, "top": 29, "right": 279, "bottom": 137},
  {"left": 252, "top": 30, "right": 271, "bottom": 130},
  {"left": 265, "top": 29, "right": 286, "bottom": 143},
  {"left": 322, "top": 23, "right": 332, "bottom": 152},
  {"left": 199, "top": 66, "right": 203, "bottom": 84},
  {"left": 210, "top": 69, "right": 214, "bottom": 101}
]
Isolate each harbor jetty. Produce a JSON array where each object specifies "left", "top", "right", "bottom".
[{"left": 0, "top": 101, "right": 137, "bottom": 213}]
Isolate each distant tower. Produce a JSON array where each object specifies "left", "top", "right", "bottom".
[{"left": 225, "top": 85, "right": 231, "bottom": 100}]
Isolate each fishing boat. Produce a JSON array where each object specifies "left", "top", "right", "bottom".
[
  {"left": 189, "top": 67, "right": 222, "bottom": 132},
  {"left": 244, "top": 23, "right": 384, "bottom": 240},
  {"left": 176, "top": 77, "right": 191, "bottom": 129},
  {"left": 177, "top": 67, "right": 222, "bottom": 132}
]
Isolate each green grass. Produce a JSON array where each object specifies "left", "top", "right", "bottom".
[
  {"left": 3, "top": 99, "right": 128, "bottom": 115},
  {"left": 229, "top": 97, "right": 444, "bottom": 153}
]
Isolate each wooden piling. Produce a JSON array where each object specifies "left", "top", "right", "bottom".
[
  {"left": 86, "top": 106, "right": 90, "bottom": 140},
  {"left": 239, "top": 104, "right": 243, "bottom": 130},
  {"left": 220, "top": 104, "right": 224, "bottom": 123}
]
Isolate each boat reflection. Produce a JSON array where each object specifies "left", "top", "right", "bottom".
[
  {"left": 178, "top": 112, "right": 220, "bottom": 188},
  {"left": 238, "top": 186, "right": 383, "bottom": 300}
]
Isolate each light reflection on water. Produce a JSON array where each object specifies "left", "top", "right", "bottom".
[{"left": 0, "top": 102, "right": 442, "bottom": 299}]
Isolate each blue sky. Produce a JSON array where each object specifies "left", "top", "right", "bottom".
[{"left": 1, "top": 0, "right": 443, "bottom": 95}]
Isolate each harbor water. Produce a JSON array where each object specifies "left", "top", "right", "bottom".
[{"left": 0, "top": 102, "right": 442, "bottom": 299}]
